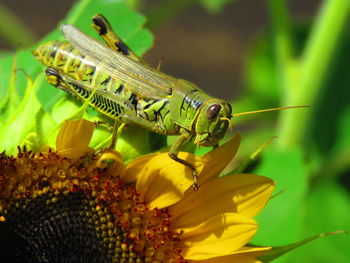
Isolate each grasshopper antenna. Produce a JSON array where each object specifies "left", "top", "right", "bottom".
[{"left": 231, "top": 105, "right": 309, "bottom": 118}]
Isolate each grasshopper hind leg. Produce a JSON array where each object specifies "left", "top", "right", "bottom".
[
  {"left": 91, "top": 14, "right": 143, "bottom": 63},
  {"left": 45, "top": 67, "right": 79, "bottom": 98},
  {"left": 46, "top": 67, "right": 126, "bottom": 151}
]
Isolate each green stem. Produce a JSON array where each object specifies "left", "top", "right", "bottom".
[
  {"left": 145, "top": 0, "right": 197, "bottom": 29},
  {"left": 267, "top": 0, "right": 294, "bottom": 75},
  {"left": 277, "top": 0, "right": 350, "bottom": 148},
  {"left": 0, "top": 3, "right": 36, "bottom": 48}
]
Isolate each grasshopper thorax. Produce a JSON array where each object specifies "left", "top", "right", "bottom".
[{"left": 194, "top": 99, "right": 232, "bottom": 147}]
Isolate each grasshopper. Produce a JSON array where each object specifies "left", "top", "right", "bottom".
[{"left": 33, "top": 14, "right": 304, "bottom": 188}]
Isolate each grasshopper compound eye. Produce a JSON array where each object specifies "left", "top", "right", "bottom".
[{"left": 207, "top": 104, "right": 221, "bottom": 120}]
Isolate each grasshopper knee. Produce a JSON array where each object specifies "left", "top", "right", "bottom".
[{"left": 45, "top": 67, "right": 62, "bottom": 86}]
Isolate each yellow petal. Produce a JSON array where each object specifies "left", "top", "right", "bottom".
[
  {"left": 96, "top": 151, "right": 126, "bottom": 178},
  {"left": 193, "top": 254, "right": 261, "bottom": 263},
  {"left": 56, "top": 119, "right": 95, "bottom": 159},
  {"left": 199, "top": 134, "right": 241, "bottom": 184},
  {"left": 123, "top": 153, "right": 158, "bottom": 183},
  {"left": 177, "top": 213, "right": 257, "bottom": 260},
  {"left": 170, "top": 174, "right": 275, "bottom": 227},
  {"left": 136, "top": 152, "right": 204, "bottom": 210}
]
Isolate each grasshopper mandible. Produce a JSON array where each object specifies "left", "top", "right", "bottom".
[{"left": 33, "top": 14, "right": 304, "bottom": 188}]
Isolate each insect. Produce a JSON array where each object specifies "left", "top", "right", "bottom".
[{"left": 33, "top": 14, "right": 304, "bottom": 188}]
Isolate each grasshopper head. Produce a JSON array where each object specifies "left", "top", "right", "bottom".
[{"left": 194, "top": 99, "right": 232, "bottom": 147}]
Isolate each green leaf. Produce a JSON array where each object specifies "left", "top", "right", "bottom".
[
  {"left": 258, "top": 231, "right": 347, "bottom": 262},
  {"left": 116, "top": 127, "right": 152, "bottom": 163},
  {"left": 0, "top": 54, "right": 16, "bottom": 107},
  {"left": 251, "top": 148, "right": 308, "bottom": 260},
  {"left": 0, "top": 56, "right": 21, "bottom": 120},
  {"left": 0, "top": 74, "right": 42, "bottom": 154},
  {"left": 290, "top": 180, "right": 350, "bottom": 263}
]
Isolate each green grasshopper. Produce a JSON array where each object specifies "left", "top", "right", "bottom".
[{"left": 33, "top": 14, "right": 303, "bottom": 187}]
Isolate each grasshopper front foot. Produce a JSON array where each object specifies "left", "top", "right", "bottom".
[
  {"left": 168, "top": 152, "right": 200, "bottom": 190},
  {"left": 192, "top": 172, "right": 200, "bottom": 191}
]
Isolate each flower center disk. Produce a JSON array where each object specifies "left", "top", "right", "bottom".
[{"left": 0, "top": 150, "right": 183, "bottom": 262}]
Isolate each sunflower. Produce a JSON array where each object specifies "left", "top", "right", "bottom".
[{"left": 0, "top": 120, "right": 275, "bottom": 263}]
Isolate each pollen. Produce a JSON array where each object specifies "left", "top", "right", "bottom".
[{"left": 0, "top": 149, "right": 184, "bottom": 262}]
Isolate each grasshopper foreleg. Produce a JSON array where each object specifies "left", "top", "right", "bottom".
[{"left": 168, "top": 132, "right": 199, "bottom": 190}]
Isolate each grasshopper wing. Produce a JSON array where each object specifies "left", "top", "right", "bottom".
[{"left": 61, "top": 24, "right": 175, "bottom": 99}]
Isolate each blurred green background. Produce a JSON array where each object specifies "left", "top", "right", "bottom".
[{"left": 0, "top": 0, "right": 349, "bottom": 262}]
